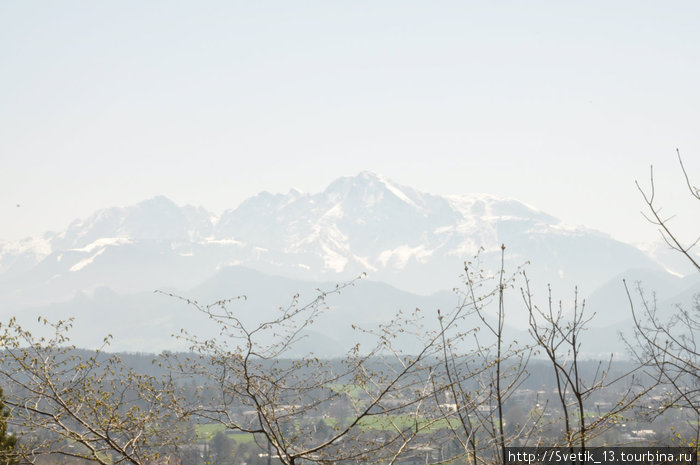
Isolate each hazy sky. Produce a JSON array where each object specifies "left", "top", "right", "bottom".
[{"left": 2, "top": 1, "right": 699, "bottom": 247}]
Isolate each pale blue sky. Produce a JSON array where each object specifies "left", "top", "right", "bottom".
[{"left": 2, "top": 1, "right": 699, "bottom": 246}]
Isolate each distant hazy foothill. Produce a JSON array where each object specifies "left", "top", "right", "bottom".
[{"left": 0, "top": 172, "right": 697, "bottom": 353}]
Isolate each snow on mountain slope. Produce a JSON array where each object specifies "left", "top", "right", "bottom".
[
  {"left": 0, "top": 172, "right": 666, "bottom": 310},
  {"left": 637, "top": 238, "right": 700, "bottom": 277},
  {"left": 211, "top": 172, "right": 585, "bottom": 284}
]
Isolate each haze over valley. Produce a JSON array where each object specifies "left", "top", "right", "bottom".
[{"left": 2, "top": 172, "right": 696, "bottom": 354}]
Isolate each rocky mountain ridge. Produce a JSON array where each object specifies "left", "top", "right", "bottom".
[{"left": 1, "top": 172, "right": 663, "bottom": 300}]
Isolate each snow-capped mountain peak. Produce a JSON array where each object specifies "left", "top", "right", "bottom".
[
  {"left": 0, "top": 172, "right": 664, "bottom": 306},
  {"left": 323, "top": 171, "right": 429, "bottom": 212}
]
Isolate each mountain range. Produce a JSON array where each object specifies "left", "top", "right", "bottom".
[{"left": 1, "top": 172, "right": 697, "bottom": 354}]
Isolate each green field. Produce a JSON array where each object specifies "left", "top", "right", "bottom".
[
  {"left": 195, "top": 414, "right": 459, "bottom": 442},
  {"left": 328, "top": 383, "right": 365, "bottom": 400}
]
